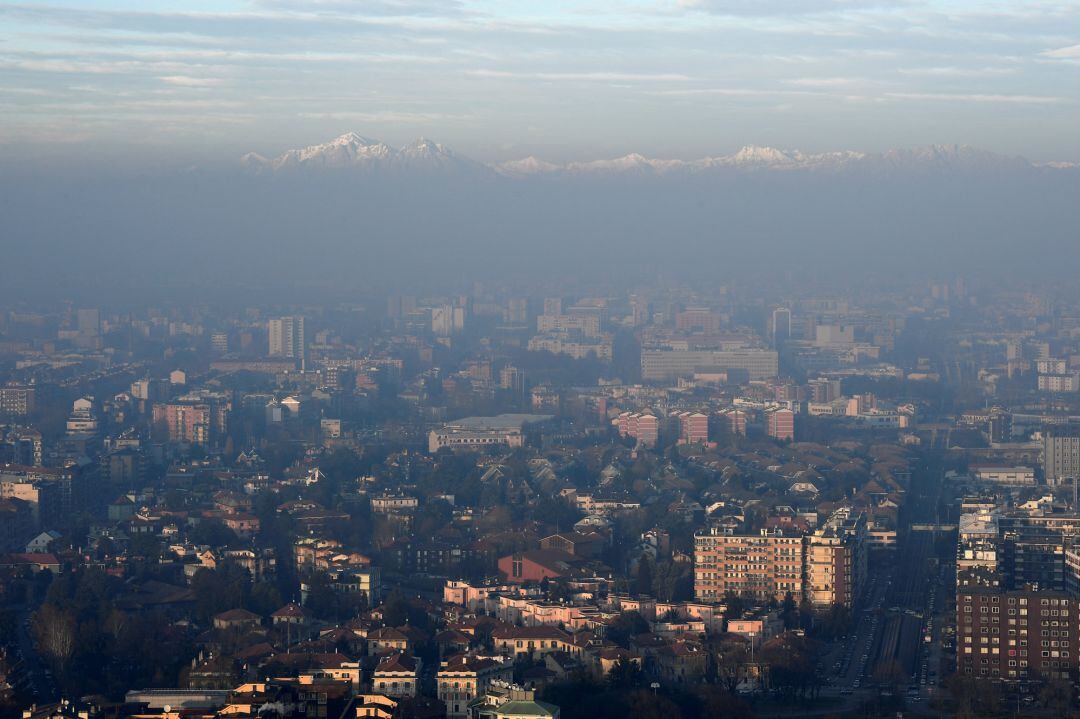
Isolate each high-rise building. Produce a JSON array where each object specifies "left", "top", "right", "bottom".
[
  {"left": 771, "top": 307, "right": 791, "bottom": 347},
  {"left": 0, "top": 385, "right": 35, "bottom": 416},
  {"left": 499, "top": 365, "right": 525, "bottom": 396},
  {"left": 211, "top": 332, "right": 229, "bottom": 353},
  {"left": 696, "top": 514, "right": 864, "bottom": 608},
  {"left": 671, "top": 411, "right": 709, "bottom": 444},
  {"left": 766, "top": 408, "right": 795, "bottom": 441},
  {"left": 676, "top": 308, "right": 721, "bottom": 333},
  {"left": 431, "top": 305, "right": 454, "bottom": 336},
  {"left": 807, "top": 378, "right": 841, "bottom": 403},
  {"left": 694, "top": 527, "right": 807, "bottom": 603},
  {"left": 641, "top": 349, "right": 778, "bottom": 381},
  {"left": 153, "top": 402, "right": 213, "bottom": 446},
  {"left": 806, "top": 528, "right": 864, "bottom": 608},
  {"left": 1044, "top": 426, "right": 1080, "bottom": 486},
  {"left": 630, "top": 294, "right": 650, "bottom": 327},
  {"left": 77, "top": 308, "right": 100, "bottom": 336},
  {"left": 268, "top": 316, "right": 305, "bottom": 361},
  {"left": 956, "top": 586, "right": 1078, "bottom": 681},
  {"left": 718, "top": 408, "right": 748, "bottom": 437},
  {"left": 617, "top": 412, "right": 659, "bottom": 447},
  {"left": 988, "top": 408, "right": 1012, "bottom": 443}
]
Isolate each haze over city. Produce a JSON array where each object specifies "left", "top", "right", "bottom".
[{"left": 3, "top": 4, "right": 1080, "bottom": 719}]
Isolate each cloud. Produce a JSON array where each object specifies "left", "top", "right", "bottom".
[
  {"left": 885, "top": 92, "right": 1064, "bottom": 105},
  {"left": 783, "top": 77, "right": 861, "bottom": 87},
  {"left": 250, "top": 0, "right": 468, "bottom": 17},
  {"left": 469, "top": 70, "right": 691, "bottom": 82},
  {"left": 1042, "top": 44, "right": 1080, "bottom": 59},
  {"left": 676, "top": 0, "right": 904, "bottom": 16},
  {"left": 897, "top": 66, "right": 1018, "bottom": 78},
  {"left": 654, "top": 87, "right": 827, "bottom": 97},
  {"left": 0, "top": 4, "right": 379, "bottom": 38},
  {"left": 296, "top": 110, "right": 472, "bottom": 122},
  {"left": 159, "top": 75, "right": 222, "bottom": 87}
]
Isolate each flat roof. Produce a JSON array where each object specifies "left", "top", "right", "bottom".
[{"left": 442, "top": 414, "right": 554, "bottom": 431}]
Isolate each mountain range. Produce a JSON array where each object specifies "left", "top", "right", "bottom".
[
  {"left": 241, "top": 132, "right": 1077, "bottom": 177},
  {"left": 4, "top": 131, "right": 1079, "bottom": 302}
]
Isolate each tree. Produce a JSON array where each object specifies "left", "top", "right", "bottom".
[
  {"left": 722, "top": 592, "right": 746, "bottom": 621},
  {"left": 188, "top": 519, "right": 240, "bottom": 548},
  {"left": 606, "top": 657, "right": 643, "bottom": 688},
  {"left": 380, "top": 590, "right": 410, "bottom": 628},
  {"left": 303, "top": 572, "right": 339, "bottom": 621},
  {"left": 190, "top": 565, "right": 250, "bottom": 623},
  {"left": 625, "top": 690, "right": 681, "bottom": 719},
  {"left": 711, "top": 639, "right": 750, "bottom": 693},
  {"left": 780, "top": 592, "right": 797, "bottom": 629},
  {"left": 696, "top": 686, "right": 754, "bottom": 719},
  {"left": 605, "top": 611, "right": 650, "bottom": 648},
  {"left": 634, "top": 555, "right": 654, "bottom": 598},
  {"left": 0, "top": 608, "right": 17, "bottom": 646},
  {"left": 33, "top": 604, "right": 76, "bottom": 670}
]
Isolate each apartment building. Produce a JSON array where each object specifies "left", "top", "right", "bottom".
[
  {"left": 694, "top": 528, "right": 807, "bottom": 603},
  {"left": 671, "top": 411, "right": 709, "bottom": 444},
  {"left": 436, "top": 655, "right": 514, "bottom": 718},
  {"left": 695, "top": 518, "right": 864, "bottom": 608},
  {"left": 641, "top": 349, "right": 778, "bottom": 381},
  {"left": 1044, "top": 426, "right": 1080, "bottom": 485},
  {"left": 0, "top": 385, "right": 35, "bottom": 416},
  {"left": 616, "top": 412, "right": 659, "bottom": 447},
  {"left": 766, "top": 408, "right": 795, "bottom": 441},
  {"left": 957, "top": 587, "right": 1078, "bottom": 681}
]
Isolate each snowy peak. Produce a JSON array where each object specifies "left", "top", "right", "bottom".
[
  {"left": 877, "top": 143, "right": 1029, "bottom": 172},
  {"left": 730, "top": 145, "right": 793, "bottom": 165},
  {"left": 495, "top": 156, "right": 560, "bottom": 176},
  {"left": 242, "top": 133, "right": 475, "bottom": 174},
  {"left": 494, "top": 144, "right": 1039, "bottom": 176},
  {"left": 329, "top": 131, "right": 380, "bottom": 147},
  {"left": 243, "top": 135, "right": 1068, "bottom": 178}
]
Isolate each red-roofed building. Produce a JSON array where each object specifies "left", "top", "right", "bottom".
[
  {"left": 1, "top": 552, "right": 61, "bottom": 574},
  {"left": 373, "top": 653, "right": 420, "bottom": 697},
  {"left": 271, "top": 602, "right": 307, "bottom": 625}
]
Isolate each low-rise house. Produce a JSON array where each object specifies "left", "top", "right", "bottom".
[
  {"left": 213, "top": 608, "right": 262, "bottom": 632},
  {"left": 490, "top": 627, "right": 578, "bottom": 660},
  {"left": 372, "top": 653, "right": 420, "bottom": 698},
  {"left": 436, "top": 654, "right": 514, "bottom": 717}
]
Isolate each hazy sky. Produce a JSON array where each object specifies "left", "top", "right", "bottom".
[{"left": 2, "top": 1, "right": 1080, "bottom": 164}]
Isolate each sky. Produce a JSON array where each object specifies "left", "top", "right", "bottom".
[{"left": 2, "top": 1, "right": 1080, "bottom": 166}]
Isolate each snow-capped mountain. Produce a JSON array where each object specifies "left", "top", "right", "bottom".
[
  {"left": 242, "top": 132, "right": 480, "bottom": 174},
  {"left": 245, "top": 134, "right": 1069, "bottom": 178},
  {"left": 495, "top": 156, "right": 563, "bottom": 177},
  {"left": 497, "top": 143, "right": 1020, "bottom": 176}
]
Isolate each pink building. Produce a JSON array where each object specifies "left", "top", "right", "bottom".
[
  {"left": 766, "top": 408, "right": 795, "bottom": 441},
  {"left": 720, "top": 409, "right": 747, "bottom": 437},
  {"left": 617, "top": 412, "right": 659, "bottom": 447},
  {"left": 672, "top": 411, "right": 709, "bottom": 444}
]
